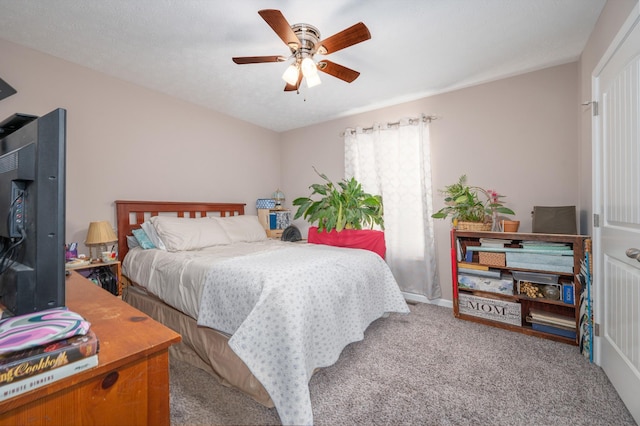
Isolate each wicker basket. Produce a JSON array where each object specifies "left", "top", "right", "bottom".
[
  {"left": 479, "top": 251, "right": 506, "bottom": 267},
  {"left": 456, "top": 221, "right": 492, "bottom": 231}
]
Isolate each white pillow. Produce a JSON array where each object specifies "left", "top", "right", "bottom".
[
  {"left": 215, "top": 215, "right": 267, "bottom": 243},
  {"left": 141, "top": 221, "right": 167, "bottom": 251},
  {"left": 150, "top": 216, "right": 231, "bottom": 252},
  {"left": 126, "top": 235, "right": 140, "bottom": 249}
]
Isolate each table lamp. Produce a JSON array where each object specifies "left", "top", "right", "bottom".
[
  {"left": 85, "top": 221, "right": 118, "bottom": 261},
  {"left": 272, "top": 189, "right": 285, "bottom": 209}
]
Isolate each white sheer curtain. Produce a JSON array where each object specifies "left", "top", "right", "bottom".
[{"left": 344, "top": 116, "right": 440, "bottom": 300}]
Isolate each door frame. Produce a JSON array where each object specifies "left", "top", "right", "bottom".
[{"left": 592, "top": 3, "right": 640, "bottom": 366}]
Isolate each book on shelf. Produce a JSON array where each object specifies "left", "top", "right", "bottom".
[
  {"left": 0, "top": 354, "right": 98, "bottom": 402},
  {"left": 528, "top": 309, "right": 576, "bottom": 329},
  {"left": 269, "top": 210, "right": 291, "bottom": 230},
  {"left": 505, "top": 252, "right": 574, "bottom": 267},
  {"left": 458, "top": 272, "right": 513, "bottom": 295},
  {"left": 457, "top": 262, "right": 489, "bottom": 271},
  {"left": 529, "top": 322, "right": 576, "bottom": 339},
  {"left": 479, "top": 238, "right": 511, "bottom": 248},
  {"left": 458, "top": 267, "right": 501, "bottom": 278},
  {"left": 521, "top": 241, "right": 572, "bottom": 251},
  {"left": 0, "top": 330, "right": 99, "bottom": 387},
  {"left": 464, "top": 250, "right": 473, "bottom": 262},
  {"left": 527, "top": 316, "right": 575, "bottom": 331},
  {"left": 505, "top": 261, "right": 573, "bottom": 274},
  {"left": 467, "top": 246, "right": 574, "bottom": 255}
]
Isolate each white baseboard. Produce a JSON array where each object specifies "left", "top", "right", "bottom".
[{"left": 402, "top": 292, "right": 453, "bottom": 308}]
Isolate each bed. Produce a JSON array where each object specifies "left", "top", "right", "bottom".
[{"left": 115, "top": 200, "right": 409, "bottom": 425}]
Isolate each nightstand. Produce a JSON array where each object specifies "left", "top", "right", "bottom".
[
  {"left": 257, "top": 208, "right": 291, "bottom": 239},
  {"left": 65, "top": 261, "right": 122, "bottom": 296},
  {"left": 267, "top": 229, "right": 284, "bottom": 239}
]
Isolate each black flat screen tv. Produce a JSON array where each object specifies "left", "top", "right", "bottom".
[{"left": 0, "top": 108, "right": 66, "bottom": 317}]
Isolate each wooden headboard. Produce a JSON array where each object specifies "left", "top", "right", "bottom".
[{"left": 114, "top": 200, "right": 246, "bottom": 261}]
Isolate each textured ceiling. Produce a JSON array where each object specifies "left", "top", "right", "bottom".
[{"left": 0, "top": 0, "right": 606, "bottom": 132}]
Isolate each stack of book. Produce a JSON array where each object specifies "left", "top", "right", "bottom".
[
  {"left": 506, "top": 241, "right": 574, "bottom": 273},
  {"left": 457, "top": 234, "right": 514, "bottom": 295},
  {"left": 462, "top": 238, "right": 511, "bottom": 262},
  {"left": 457, "top": 262, "right": 514, "bottom": 295},
  {"left": 0, "top": 309, "right": 99, "bottom": 401},
  {"left": 269, "top": 210, "right": 291, "bottom": 230},
  {"left": 527, "top": 309, "right": 576, "bottom": 339}
]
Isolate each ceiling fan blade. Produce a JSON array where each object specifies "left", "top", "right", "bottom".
[
  {"left": 317, "top": 60, "right": 360, "bottom": 83},
  {"left": 316, "top": 22, "right": 371, "bottom": 55},
  {"left": 232, "top": 55, "right": 287, "bottom": 64},
  {"left": 284, "top": 70, "right": 303, "bottom": 91},
  {"left": 258, "top": 9, "right": 300, "bottom": 50}
]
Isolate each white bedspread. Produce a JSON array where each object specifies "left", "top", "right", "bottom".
[
  {"left": 122, "top": 240, "right": 288, "bottom": 321},
  {"left": 123, "top": 241, "right": 409, "bottom": 425},
  {"left": 196, "top": 243, "right": 409, "bottom": 425}
]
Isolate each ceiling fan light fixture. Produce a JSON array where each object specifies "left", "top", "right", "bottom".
[
  {"left": 234, "top": 10, "right": 370, "bottom": 91},
  {"left": 282, "top": 64, "right": 299, "bottom": 85},
  {"left": 301, "top": 57, "right": 318, "bottom": 77},
  {"left": 305, "top": 72, "right": 322, "bottom": 88}
]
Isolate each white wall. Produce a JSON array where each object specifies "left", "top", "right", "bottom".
[
  {"left": 0, "top": 38, "right": 281, "bottom": 253},
  {"left": 281, "top": 62, "right": 580, "bottom": 302}
]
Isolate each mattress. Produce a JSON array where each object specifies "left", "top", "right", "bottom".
[
  {"left": 122, "top": 239, "right": 290, "bottom": 320},
  {"left": 122, "top": 283, "right": 273, "bottom": 407}
]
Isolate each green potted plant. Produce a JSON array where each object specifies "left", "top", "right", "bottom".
[
  {"left": 432, "top": 175, "right": 515, "bottom": 230},
  {"left": 293, "top": 168, "right": 386, "bottom": 257},
  {"left": 293, "top": 168, "right": 384, "bottom": 232}
]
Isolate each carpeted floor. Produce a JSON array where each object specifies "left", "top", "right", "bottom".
[{"left": 169, "top": 302, "right": 636, "bottom": 425}]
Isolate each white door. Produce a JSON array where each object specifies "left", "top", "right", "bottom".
[{"left": 593, "top": 8, "right": 640, "bottom": 424}]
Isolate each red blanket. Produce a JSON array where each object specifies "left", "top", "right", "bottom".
[{"left": 307, "top": 226, "right": 386, "bottom": 258}]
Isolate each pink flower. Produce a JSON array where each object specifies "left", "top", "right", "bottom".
[{"left": 486, "top": 189, "right": 500, "bottom": 204}]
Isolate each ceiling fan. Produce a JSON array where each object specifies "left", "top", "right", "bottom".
[{"left": 232, "top": 9, "right": 371, "bottom": 92}]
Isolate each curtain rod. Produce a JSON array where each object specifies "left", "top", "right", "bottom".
[{"left": 341, "top": 114, "right": 439, "bottom": 137}]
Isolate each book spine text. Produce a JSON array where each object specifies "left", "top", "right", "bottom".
[{"left": 0, "top": 355, "right": 98, "bottom": 401}]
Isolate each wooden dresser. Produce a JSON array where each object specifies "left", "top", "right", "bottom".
[{"left": 0, "top": 271, "right": 181, "bottom": 425}]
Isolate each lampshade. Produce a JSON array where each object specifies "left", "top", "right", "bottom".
[
  {"left": 272, "top": 189, "right": 285, "bottom": 208},
  {"left": 301, "top": 57, "right": 317, "bottom": 77},
  {"left": 305, "top": 72, "right": 322, "bottom": 88},
  {"left": 86, "top": 221, "right": 117, "bottom": 245},
  {"left": 300, "top": 57, "right": 321, "bottom": 88},
  {"left": 85, "top": 221, "right": 118, "bottom": 260},
  {"left": 282, "top": 64, "right": 299, "bottom": 86}
]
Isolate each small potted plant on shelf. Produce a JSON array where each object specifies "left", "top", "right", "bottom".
[
  {"left": 431, "top": 175, "right": 515, "bottom": 231},
  {"left": 293, "top": 168, "right": 386, "bottom": 257}
]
